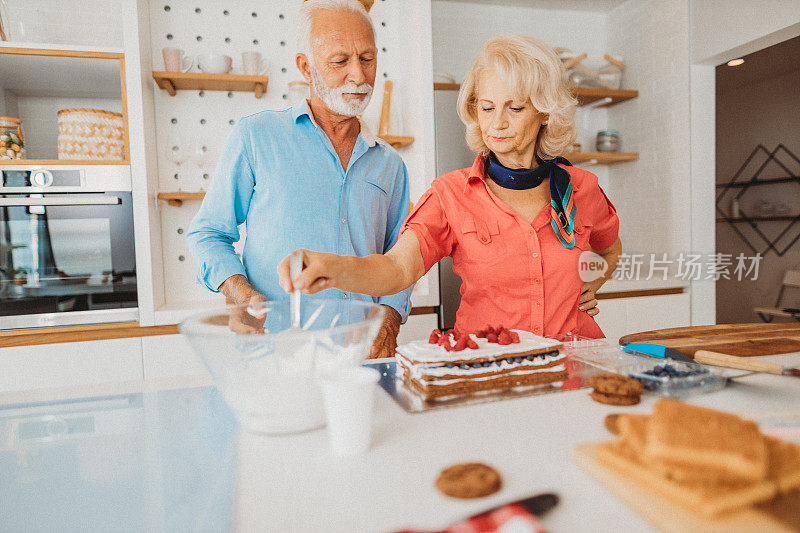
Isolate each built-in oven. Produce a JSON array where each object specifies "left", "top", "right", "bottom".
[{"left": 0, "top": 165, "right": 137, "bottom": 329}]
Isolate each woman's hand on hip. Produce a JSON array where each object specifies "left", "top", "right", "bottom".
[
  {"left": 277, "top": 249, "right": 340, "bottom": 295},
  {"left": 578, "top": 281, "right": 600, "bottom": 316}
]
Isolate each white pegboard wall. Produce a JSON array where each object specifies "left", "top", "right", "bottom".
[{"left": 148, "top": 0, "right": 407, "bottom": 305}]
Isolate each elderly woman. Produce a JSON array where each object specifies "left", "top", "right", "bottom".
[{"left": 279, "top": 34, "right": 622, "bottom": 339}]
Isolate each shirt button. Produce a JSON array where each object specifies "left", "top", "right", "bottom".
[
  {"left": 534, "top": 278, "right": 541, "bottom": 284},
  {"left": 341, "top": 293, "right": 348, "bottom": 300},
  {"left": 532, "top": 252, "right": 538, "bottom": 258},
  {"left": 534, "top": 326, "right": 541, "bottom": 333},
  {"left": 535, "top": 302, "right": 542, "bottom": 307},
  {"left": 341, "top": 217, "right": 347, "bottom": 223}
]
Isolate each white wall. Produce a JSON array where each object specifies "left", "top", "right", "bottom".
[
  {"left": 14, "top": 96, "right": 123, "bottom": 159},
  {"left": 0, "top": 89, "right": 19, "bottom": 121},
  {"left": 606, "top": 0, "right": 692, "bottom": 258},
  {"left": 431, "top": 1, "right": 609, "bottom": 80},
  {"left": 715, "top": 68, "right": 800, "bottom": 323},
  {"left": 1, "top": 0, "right": 122, "bottom": 47},
  {"left": 691, "top": 0, "right": 800, "bottom": 64},
  {"left": 430, "top": 0, "right": 611, "bottom": 185}
]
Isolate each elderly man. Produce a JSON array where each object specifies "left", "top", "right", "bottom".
[{"left": 187, "top": 0, "right": 412, "bottom": 356}]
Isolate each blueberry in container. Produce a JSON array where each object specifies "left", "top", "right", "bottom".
[{"left": 564, "top": 340, "right": 727, "bottom": 397}]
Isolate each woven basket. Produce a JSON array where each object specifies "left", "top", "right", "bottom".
[{"left": 57, "top": 108, "right": 125, "bottom": 160}]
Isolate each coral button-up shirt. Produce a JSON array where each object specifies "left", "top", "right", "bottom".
[{"left": 402, "top": 155, "right": 619, "bottom": 338}]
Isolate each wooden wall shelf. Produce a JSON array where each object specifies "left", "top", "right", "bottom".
[
  {"left": 715, "top": 176, "right": 799, "bottom": 188},
  {"left": 566, "top": 151, "right": 639, "bottom": 164},
  {"left": 715, "top": 215, "right": 799, "bottom": 223},
  {"left": 433, "top": 82, "right": 461, "bottom": 91},
  {"left": 157, "top": 191, "right": 206, "bottom": 207},
  {"left": 0, "top": 159, "right": 129, "bottom": 165},
  {"left": 433, "top": 83, "right": 638, "bottom": 108},
  {"left": 379, "top": 135, "right": 414, "bottom": 149},
  {"left": 152, "top": 71, "right": 269, "bottom": 98},
  {"left": 570, "top": 87, "right": 638, "bottom": 107},
  {"left": 0, "top": 41, "right": 125, "bottom": 59}
]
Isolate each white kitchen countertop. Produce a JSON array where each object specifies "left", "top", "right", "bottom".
[{"left": 1, "top": 347, "right": 798, "bottom": 532}]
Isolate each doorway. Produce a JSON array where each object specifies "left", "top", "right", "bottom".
[{"left": 714, "top": 36, "right": 800, "bottom": 324}]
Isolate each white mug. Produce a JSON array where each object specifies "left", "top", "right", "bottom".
[
  {"left": 242, "top": 51, "right": 268, "bottom": 75},
  {"left": 197, "top": 53, "right": 232, "bottom": 74},
  {"left": 162, "top": 48, "right": 193, "bottom": 72}
]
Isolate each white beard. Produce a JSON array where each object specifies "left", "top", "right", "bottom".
[{"left": 309, "top": 62, "right": 373, "bottom": 117}]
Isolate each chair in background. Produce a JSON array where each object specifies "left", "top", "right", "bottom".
[{"left": 754, "top": 269, "right": 800, "bottom": 322}]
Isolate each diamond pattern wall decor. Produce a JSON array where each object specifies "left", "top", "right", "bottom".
[{"left": 716, "top": 144, "right": 800, "bottom": 257}]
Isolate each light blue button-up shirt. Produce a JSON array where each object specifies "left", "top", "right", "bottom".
[{"left": 186, "top": 101, "right": 413, "bottom": 321}]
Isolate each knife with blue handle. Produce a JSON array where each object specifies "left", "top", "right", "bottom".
[{"left": 621, "top": 342, "right": 696, "bottom": 363}]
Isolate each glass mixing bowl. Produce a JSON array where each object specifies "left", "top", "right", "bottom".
[{"left": 179, "top": 299, "right": 385, "bottom": 435}]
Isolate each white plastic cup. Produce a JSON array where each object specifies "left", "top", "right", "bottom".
[
  {"left": 242, "top": 51, "right": 268, "bottom": 75},
  {"left": 162, "top": 48, "right": 193, "bottom": 72},
  {"left": 320, "top": 366, "right": 380, "bottom": 456},
  {"left": 197, "top": 53, "right": 232, "bottom": 74}
]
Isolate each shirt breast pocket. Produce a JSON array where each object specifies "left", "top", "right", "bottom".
[
  {"left": 363, "top": 177, "right": 389, "bottom": 196},
  {"left": 573, "top": 221, "right": 593, "bottom": 252},
  {"left": 460, "top": 218, "right": 507, "bottom": 263},
  {"left": 353, "top": 176, "right": 390, "bottom": 223}
]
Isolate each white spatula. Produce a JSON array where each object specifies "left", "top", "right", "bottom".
[{"left": 289, "top": 250, "right": 303, "bottom": 330}]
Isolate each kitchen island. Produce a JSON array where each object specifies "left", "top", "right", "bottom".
[{"left": 1, "top": 347, "right": 798, "bottom": 532}]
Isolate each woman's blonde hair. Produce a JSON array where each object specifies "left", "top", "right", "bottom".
[{"left": 457, "top": 34, "right": 577, "bottom": 160}]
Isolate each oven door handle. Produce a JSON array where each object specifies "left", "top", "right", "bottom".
[{"left": 0, "top": 196, "right": 121, "bottom": 206}]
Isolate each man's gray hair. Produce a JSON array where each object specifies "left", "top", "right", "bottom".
[{"left": 297, "top": 0, "right": 374, "bottom": 62}]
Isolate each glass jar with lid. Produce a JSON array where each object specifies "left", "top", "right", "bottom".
[
  {"left": 596, "top": 130, "right": 620, "bottom": 153},
  {"left": 0, "top": 116, "right": 25, "bottom": 159},
  {"left": 598, "top": 55, "right": 624, "bottom": 90}
]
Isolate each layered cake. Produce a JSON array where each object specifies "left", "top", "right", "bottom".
[{"left": 396, "top": 325, "right": 567, "bottom": 399}]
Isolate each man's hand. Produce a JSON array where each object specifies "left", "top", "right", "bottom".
[
  {"left": 227, "top": 292, "right": 268, "bottom": 334},
  {"left": 367, "top": 306, "right": 402, "bottom": 359},
  {"left": 218, "top": 275, "right": 267, "bottom": 334}
]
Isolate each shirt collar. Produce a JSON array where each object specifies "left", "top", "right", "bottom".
[
  {"left": 464, "top": 154, "right": 488, "bottom": 193},
  {"left": 292, "top": 100, "right": 376, "bottom": 148}
]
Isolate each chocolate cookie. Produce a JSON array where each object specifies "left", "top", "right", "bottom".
[
  {"left": 589, "top": 373, "right": 644, "bottom": 397},
  {"left": 435, "top": 462, "right": 502, "bottom": 499},
  {"left": 591, "top": 390, "right": 641, "bottom": 406}
]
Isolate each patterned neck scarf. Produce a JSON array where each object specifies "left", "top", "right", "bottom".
[{"left": 485, "top": 151, "right": 576, "bottom": 249}]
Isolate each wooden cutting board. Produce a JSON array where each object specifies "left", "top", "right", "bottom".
[
  {"left": 618, "top": 323, "right": 800, "bottom": 357},
  {"left": 572, "top": 442, "right": 800, "bottom": 533}
]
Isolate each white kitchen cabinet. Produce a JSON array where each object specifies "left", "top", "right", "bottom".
[
  {"left": 592, "top": 298, "right": 630, "bottom": 343},
  {"left": 397, "top": 313, "right": 439, "bottom": 346},
  {"left": 0, "top": 338, "right": 143, "bottom": 393},
  {"left": 141, "top": 334, "right": 209, "bottom": 380},
  {"left": 594, "top": 293, "right": 691, "bottom": 343}
]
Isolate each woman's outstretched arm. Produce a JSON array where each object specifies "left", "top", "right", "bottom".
[{"left": 277, "top": 230, "right": 426, "bottom": 297}]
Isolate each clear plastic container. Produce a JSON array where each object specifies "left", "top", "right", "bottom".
[
  {"left": 566, "top": 341, "right": 728, "bottom": 397},
  {"left": 0, "top": 116, "right": 24, "bottom": 159},
  {"left": 598, "top": 55, "right": 624, "bottom": 89}
]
